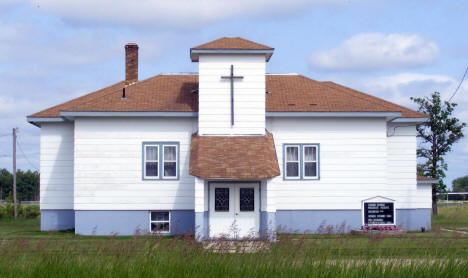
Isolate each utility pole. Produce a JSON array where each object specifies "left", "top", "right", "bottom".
[{"left": 12, "top": 127, "right": 18, "bottom": 219}]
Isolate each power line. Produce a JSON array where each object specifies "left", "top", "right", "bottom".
[
  {"left": 448, "top": 65, "right": 468, "bottom": 102},
  {"left": 16, "top": 138, "right": 39, "bottom": 172}
]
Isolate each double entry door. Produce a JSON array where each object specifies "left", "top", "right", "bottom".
[{"left": 209, "top": 183, "right": 260, "bottom": 239}]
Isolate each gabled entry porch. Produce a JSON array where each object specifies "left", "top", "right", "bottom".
[
  {"left": 194, "top": 178, "right": 276, "bottom": 241},
  {"left": 209, "top": 182, "right": 260, "bottom": 239},
  {"left": 189, "top": 132, "right": 280, "bottom": 241}
]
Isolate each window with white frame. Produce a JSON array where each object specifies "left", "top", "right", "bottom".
[
  {"left": 144, "top": 145, "right": 159, "bottom": 179},
  {"left": 284, "top": 144, "right": 320, "bottom": 180},
  {"left": 150, "top": 211, "right": 170, "bottom": 233},
  {"left": 285, "top": 145, "right": 300, "bottom": 179},
  {"left": 303, "top": 145, "right": 318, "bottom": 179},
  {"left": 163, "top": 145, "right": 177, "bottom": 179},
  {"left": 143, "top": 142, "right": 179, "bottom": 180}
]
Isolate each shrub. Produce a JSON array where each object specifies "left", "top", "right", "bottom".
[
  {"left": 0, "top": 205, "right": 6, "bottom": 219},
  {"left": 23, "top": 205, "right": 40, "bottom": 219},
  {"left": 2, "top": 202, "right": 26, "bottom": 218}
]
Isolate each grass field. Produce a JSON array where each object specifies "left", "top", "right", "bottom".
[{"left": 0, "top": 205, "right": 467, "bottom": 277}]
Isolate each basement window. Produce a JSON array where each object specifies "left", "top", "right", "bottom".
[{"left": 150, "top": 211, "right": 170, "bottom": 234}]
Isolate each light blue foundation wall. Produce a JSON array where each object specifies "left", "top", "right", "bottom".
[
  {"left": 41, "top": 210, "right": 75, "bottom": 231},
  {"left": 397, "top": 209, "right": 431, "bottom": 231},
  {"left": 195, "top": 211, "right": 209, "bottom": 241},
  {"left": 75, "top": 210, "right": 194, "bottom": 236},
  {"left": 276, "top": 209, "right": 431, "bottom": 233},
  {"left": 42, "top": 208, "right": 430, "bottom": 236},
  {"left": 276, "top": 210, "right": 361, "bottom": 233},
  {"left": 260, "top": 212, "right": 276, "bottom": 240}
]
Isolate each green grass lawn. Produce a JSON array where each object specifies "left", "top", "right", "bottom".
[
  {"left": 0, "top": 206, "right": 467, "bottom": 278},
  {"left": 433, "top": 204, "right": 468, "bottom": 232}
]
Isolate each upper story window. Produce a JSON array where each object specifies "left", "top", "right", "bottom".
[
  {"left": 283, "top": 144, "right": 320, "bottom": 180},
  {"left": 143, "top": 142, "right": 179, "bottom": 180}
]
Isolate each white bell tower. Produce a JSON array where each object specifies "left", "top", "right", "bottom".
[{"left": 190, "top": 37, "right": 274, "bottom": 136}]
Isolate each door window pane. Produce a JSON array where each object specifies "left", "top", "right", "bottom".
[
  {"left": 215, "top": 188, "right": 229, "bottom": 211},
  {"left": 240, "top": 188, "right": 254, "bottom": 211}
]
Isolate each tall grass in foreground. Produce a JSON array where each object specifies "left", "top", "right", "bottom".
[{"left": 0, "top": 234, "right": 467, "bottom": 278}]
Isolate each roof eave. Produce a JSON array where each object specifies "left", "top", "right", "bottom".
[
  {"left": 189, "top": 175, "right": 279, "bottom": 180},
  {"left": 190, "top": 49, "right": 274, "bottom": 62},
  {"left": 417, "top": 179, "right": 439, "bottom": 185},
  {"left": 26, "top": 116, "right": 68, "bottom": 127},
  {"left": 266, "top": 112, "right": 402, "bottom": 120},
  {"left": 60, "top": 111, "right": 198, "bottom": 120},
  {"left": 390, "top": 117, "right": 429, "bottom": 124}
]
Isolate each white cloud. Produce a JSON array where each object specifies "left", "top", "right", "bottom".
[
  {"left": 37, "top": 0, "right": 351, "bottom": 28},
  {"left": 309, "top": 33, "right": 440, "bottom": 71},
  {"left": 362, "top": 72, "right": 459, "bottom": 108}
]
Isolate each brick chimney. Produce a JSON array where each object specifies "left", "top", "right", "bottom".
[{"left": 125, "top": 43, "right": 138, "bottom": 83}]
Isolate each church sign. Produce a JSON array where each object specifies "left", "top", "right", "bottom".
[{"left": 362, "top": 197, "right": 396, "bottom": 226}]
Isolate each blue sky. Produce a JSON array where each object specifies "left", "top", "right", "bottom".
[{"left": 0, "top": 0, "right": 467, "bottom": 187}]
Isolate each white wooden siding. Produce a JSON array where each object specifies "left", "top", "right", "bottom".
[
  {"left": 198, "top": 54, "right": 266, "bottom": 135},
  {"left": 73, "top": 118, "right": 197, "bottom": 210},
  {"left": 387, "top": 123, "right": 430, "bottom": 209},
  {"left": 267, "top": 118, "right": 427, "bottom": 210},
  {"left": 40, "top": 123, "right": 74, "bottom": 209}
]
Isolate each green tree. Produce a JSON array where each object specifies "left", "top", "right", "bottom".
[
  {"left": 452, "top": 175, "right": 468, "bottom": 192},
  {"left": 452, "top": 175, "right": 468, "bottom": 200},
  {"left": 411, "top": 92, "right": 466, "bottom": 215},
  {"left": 0, "top": 168, "right": 12, "bottom": 200},
  {"left": 0, "top": 168, "right": 40, "bottom": 201}
]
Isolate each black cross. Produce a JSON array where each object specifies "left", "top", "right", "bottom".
[{"left": 221, "top": 65, "right": 243, "bottom": 126}]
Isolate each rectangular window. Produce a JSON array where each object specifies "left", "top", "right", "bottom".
[
  {"left": 150, "top": 211, "right": 170, "bottom": 233},
  {"left": 163, "top": 145, "right": 177, "bottom": 179},
  {"left": 215, "top": 188, "right": 230, "bottom": 212},
  {"left": 303, "top": 145, "right": 318, "bottom": 179},
  {"left": 239, "top": 188, "right": 255, "bottom": 212},
  {"left": 144, "top": 145, "right": 159, "bottom": 179},
  {"left": 284, "top": 144, "right": 320, "bottom": 180},
  {"left": 142, "top": 142, "right": 179, "bottom": 180},
  {"left": 285, "top": 145, "right": 300, "bottom": 179}
]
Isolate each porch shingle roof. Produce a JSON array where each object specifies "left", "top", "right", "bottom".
[{"left": 189, "top": 131, "right": 280, "bottom": 180}]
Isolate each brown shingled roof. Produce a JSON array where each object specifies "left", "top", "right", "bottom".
[
  {"left": 189, "top": 131, "right": 280, "bottom": 180},
  {"left": 29, "top": 74, "right": 425, "bottom": 118},
  {"left": 191, "top": 37, "right": 273, "bottom": 50}
]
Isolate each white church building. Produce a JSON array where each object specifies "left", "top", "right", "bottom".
[{"left": 27, "top": 37, "right": 436, "bottom": 240}]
